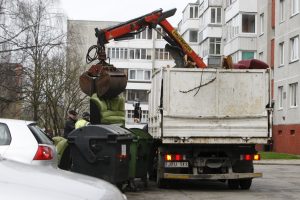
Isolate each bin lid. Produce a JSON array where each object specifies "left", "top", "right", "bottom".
[
  {"left": 129, "top": 128, "right": 153, "bottom": 140},
  {"left": 68, "top": 124, "right": 132, "bottom": 139}
]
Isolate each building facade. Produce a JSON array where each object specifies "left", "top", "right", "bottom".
[
  {"left": 273, "top": 0, "right": 300, "bottom": 154},
  {"left": 67, "top": 20, "right": 174, "bottom": 128}
]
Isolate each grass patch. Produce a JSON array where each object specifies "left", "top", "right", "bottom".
[{"left": 259, "top": 151, "right": 300, "bottom": 159}]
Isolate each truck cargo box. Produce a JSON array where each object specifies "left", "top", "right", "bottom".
[{"left": 148, "top": 67, "right": 271, "bottom": 144}]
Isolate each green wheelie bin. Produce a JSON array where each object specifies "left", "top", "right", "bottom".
[{"left": 128, "top": 128, "right": 153, "bottom": 190}]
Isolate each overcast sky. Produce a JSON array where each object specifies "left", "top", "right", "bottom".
[{"left": 59, "top": 0, "right": 194, "bottom": 25}]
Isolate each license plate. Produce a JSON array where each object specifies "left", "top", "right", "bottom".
[{"left": 165, "top": 162, "right": 189, "bottom": 168}]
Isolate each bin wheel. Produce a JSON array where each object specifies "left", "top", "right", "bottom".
[
  {"left": 157, "top": 178, "right": 168, "bottom": 189},
  {"left": 142, "top": 177, "right": 148, "bottom": 188},
  {"left": 228, "top": 179, "right": 239, "bottom": 190},
  {"left": 127, "top": 179, "right": 137, "bottom": 192},
  {"left": 239, "top": 179, "right": 252, "bottom": 190}
]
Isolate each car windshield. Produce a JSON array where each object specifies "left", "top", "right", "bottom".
[{"left": 28, "top": 124, "right": 52, "bottom": 145}]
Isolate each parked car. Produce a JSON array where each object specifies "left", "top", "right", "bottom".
[
  {"left": 0, "top": 118, "right": 57, "bottom": 167},
  {"left": 0, "top": 156, "right": 127, "bottom": 200}
]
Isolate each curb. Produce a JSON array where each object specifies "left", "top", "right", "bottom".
[{"left": 254, "top": 160, "right": 300, "bottom": 166}]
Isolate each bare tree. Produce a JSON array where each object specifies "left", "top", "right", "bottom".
[
  {"left": 0, "top": 0, "right": 88, "bottom": 134},
  {"left": 40, "top": 48, "right": 88, "bottom": 136},
  {"left": 6, "top": 0, "right": 65, "bottom": 121}
]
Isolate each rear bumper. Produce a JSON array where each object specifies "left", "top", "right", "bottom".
[
  {"left": 163, "top": 172, "right": 262, "bottom": 180},
  {"left": 162, "top": 137, "right": 270, "bottom": 144}
]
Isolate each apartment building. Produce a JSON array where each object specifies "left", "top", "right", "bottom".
[
  {"left": 67, "top": 20, "right": 174, "bottom": 128},
  {"left": 273, "top": 0, "right": 300, "bottom": 154}
]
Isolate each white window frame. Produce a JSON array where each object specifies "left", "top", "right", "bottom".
[
  {"left": 128, "top": 69, "right": 151, "bottom": 81},
  {"left": 209, "top": 38, "right": 221, "bottom": 55},
  {"left": 155, "top": 48, "right": 172, "bottom": 60},
  {"left": 141, "top": 110, "right": 149, "bottom": 123},
  {"left": 279, "top": 0, "right": 285, "bottom": 22},
  {"left": 279, "top": 42, "right": 284, "bottom": 66},
  {"left": 135, "top": 28, "right": 153, "bottom": 40},
  {"left": 189, "top": 30, "right": 198, "bottom": 43},
  {"left": 291, "top": 0, "right": 299, "bottom": 16},
  {"left": 289, "top": 83, "right": 298, "bottom": 107},
  {"left": 278, "top": 86, "right": 283, "bottom": 109},
  {"left": 211, "top": 7, "right": 222, "bottom": 24},
  {"left": 260, "top": 13, "right": 264, "bottom": 35},
  {"left": 290, "top": 36, "right": 299, "bottom": 62},
  {"left": 241, "top": 14, "right": 256, "bottom": 33},
  {"left": 128, "top": 48, "right": 151, "bottom": 60},
  {"left": 189, "top": 5, "right": 199, "bottom": 18}
]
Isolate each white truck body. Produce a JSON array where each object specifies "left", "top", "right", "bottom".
[{"left": 149, "top": 67, "right": 271, "bottom": 144}]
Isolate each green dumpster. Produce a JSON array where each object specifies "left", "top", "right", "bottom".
[{"left": 128, "top": 128, "right": 153, "bottom": 188}]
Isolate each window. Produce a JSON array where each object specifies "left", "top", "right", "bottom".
[
  {"left": 290, "top": 130, "right": 296, "bottom": 135},
  {"left": 126, "top": 110, "right": 148, "bottom": 123},
  {"left": 289, "top": 83, "right": 298, "bottom": 107},
  {"left": 189, "top": 30, "right": 198, "bottom": 42},
  {"left": 141, "top": 110, "right": 149, "bottom": 123},
  {"left": 279, "top": 0, "right": 285, "bottom": 22},
  {"left": 279, "top": 42, "right": 284, "bottom": 66},
  {"left": 242, "top": 51, "right": 255, "bottom": 59},
  {"left": 209, "top": 38, "right": 221, "bottom": 55},
  {"left": 135, "top": 28, "right": 152, "bottom": 39},
  {"left": 189, "top": 5, "right": 198, "bottom": 18},
  {"left": 107, "top": 48, "right": 128, "bottom": 59},
  {"left": 290, "top": 36, "right": 299, "bottom": 62},
  {"left": 155, "top": 48, "right": 172, "bottom": 60},
  {"left": 291, "top": 0, "right": 299, "bottom": 16},
  {"left": 0, "top": 123, "right": 11, "bottom": 145},
  {"left": 211, "top": 8, "right": 221, "bottom": 24},
  {"left": 260, "top": 13, "right": 264, "bottom": 35},
  {"left": 28, "top": 125, "right": 52, "bottom": 145},
  {"left": 129, "top": 49, "right": 134, "bottom": 59},
  {"left": 128, "top": 69, "right": 151, "bottom": 81},
  {"left": 128, "top": 49, "right": 152, "bottom": 60},
  {"left": 227, "top": 15, "right": 239, "bottom": 40},
  {"left": 278, "top": 86, "right": 283, "bottom": 109},
  {"left": 242, "top": 14, "right": 255, "bottom": 33},
  {"left": 127, "top": 90, "right": 148, "bottom": 102},
  {"left": 126, "top": 110, "right": 134, "bottom": 123},
  {"left": 156, "top": 27, "right": 166, "bottom": 39}
]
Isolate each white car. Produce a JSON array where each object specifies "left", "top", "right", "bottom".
[
  {"left": 0, "top": 156, "right": 126, "bottom": 200},
  {"left": 0, "top": 118, "right": 58, "bottom": 167}
]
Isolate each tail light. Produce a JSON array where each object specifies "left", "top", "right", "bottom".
[
  {"left": 33, "top": 145, "right": 53, "bottom": 160},
  {"left": 164, "top": 154, "right": 185, "bottom": 161},
  {"left": 241, "top": 154, "right": 260, "bottom": 161},
  {"left": 116, "top": 154, "right": 127, "bottom": 160}
]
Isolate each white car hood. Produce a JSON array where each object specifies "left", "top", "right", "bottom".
[{"left": 0, "top": 159, "right": 125, "bottom": 200}]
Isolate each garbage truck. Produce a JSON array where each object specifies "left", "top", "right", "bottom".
[
  {"left": 148, "top": 65, "right": 272, "bottom": 189},
  {"left": 72, "top": 8, "right": 272, "bottom": 190}
]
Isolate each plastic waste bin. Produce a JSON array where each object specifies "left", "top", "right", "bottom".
[
  {"left": 128, "top": 128, "right": 153, "bottom": 189},
  {"left": 68, "top": 124, "right": 132, "bottom": 185}
]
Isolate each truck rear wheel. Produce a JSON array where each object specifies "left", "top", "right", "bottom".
[
  {"left": 157, "top": 178, "right": 169, "bottom": 189},
  {"left": 239, "top": 179, "right": 252, "bottom": 190},
  {"left": 228, "top": 179, "right": 239, "bottom": 190}
]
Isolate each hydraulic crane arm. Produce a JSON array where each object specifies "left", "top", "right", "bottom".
[{"left": 90, "top": 8, "right": 206, "bottom": 68}]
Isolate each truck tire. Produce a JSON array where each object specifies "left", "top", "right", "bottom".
[
  {"left": 228, "top": 179, "right": 239, "bottom": 190},
  {"left": 157, "top": 178, "right": 169, "bottom": 189},
  {"left": 239, "top": 179, "right": 252, "bottom": 190}
]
